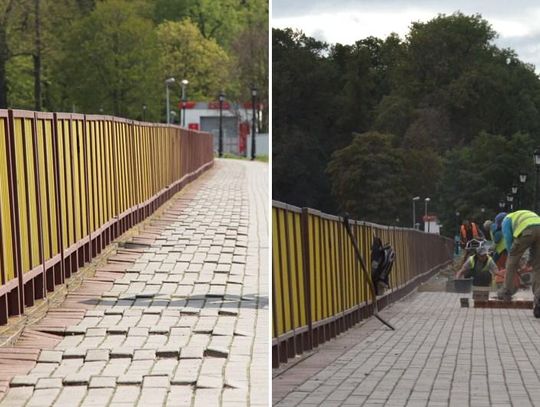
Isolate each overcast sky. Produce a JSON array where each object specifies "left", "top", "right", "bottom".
[{"left": 272, "top": 0, "right": 540, "bottom": 72}]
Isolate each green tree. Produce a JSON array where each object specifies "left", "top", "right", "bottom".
[
  {"left": 187, "top": 0, "right": 242, "bottom": 47},
  {"left": 58, "top": 0, "right": 160, "bottom": 118},
  {"left": 272, "top": 28, "right": 339, "bottom": 210},
  {"left": 437, "top": 131, "right": 535, "bottom": 234},
  {"left": 157, "top": 19, "right": 231, "bottom": 102},
  {"left": 152, "top": 0, "right": 194, "bottom": 23},
  {"left": 229, "top": 0, "right": 268, "bottom": 129},
  {"left": 372, "top": 95, "right": 413, "bottom": 139},
  {"left": 327, "top": 132, "right": 408, "bottom": 224}
]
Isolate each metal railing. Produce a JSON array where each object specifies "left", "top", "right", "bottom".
[
  {"left": 272, "top": 201, "right": 454, "bottom": 367},
  {"left": 0, "top": 109, "right": 214, "bottom": 325}
]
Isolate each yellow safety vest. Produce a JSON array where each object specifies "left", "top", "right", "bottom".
[
  {"left": 490, "top": 230, "right": 506, "bottom": 255},
  {"left": 468, "top": 256, "right": 492, "bottom": 273},
  {"left": 495, "top": 238, "right": 505, "bottom": 254},
  {"left": 507, "top": 210, "right": 540, "bottom": 238}
]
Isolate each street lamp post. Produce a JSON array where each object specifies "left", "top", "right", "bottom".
[
  {"left": 499, "top": 200, "right": 505, "bottom": 211},
  {"left": 535, "top": 148, "right": 540, "bottom": 211},
  {"left": 455, "top": 211, "right": 460, "bottom": 254},
  {"left": 424, "top": 197, "right": 431, "bottom": 233},
  {"left": 165, "top": 77, "right": 175, "bottom": 124},
  {"left": 142, "top": 104, "right": 147, "bottom": 122},
  {"left": 507, "top": 193, "right": 514, "bottom": 212},
  {"left": 218, "top": 91, "right": 225, "bottom": 158},
  {"left": 250, "top": 87, "right": 257, "bottom": 160},
  {"left": 519, "top": 171, "right": 528, "bottom": 209},
  {"left": 180, "top": 79, "right": 188, "bottom": 127},
  {"left": 412, "top": 196, "right": 420, "bottom": 228}
]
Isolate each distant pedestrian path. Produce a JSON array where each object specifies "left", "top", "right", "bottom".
[
  {"left": 0, "top": 159, "right": 268, "bottom": 407},
  {"left": 274, "top": 290, "right": 540, "bottom": 406}
]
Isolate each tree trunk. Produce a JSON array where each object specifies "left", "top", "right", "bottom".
[{"left": 0, "top": 25, "right": 8, "bottom": 108}]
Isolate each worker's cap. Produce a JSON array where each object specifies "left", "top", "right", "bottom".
[
  {"left": 494, "top": 212, "right": 507, "bottom": 226},
  {"left": 476, "top": 246, "right": 488, "bottom": 256}
]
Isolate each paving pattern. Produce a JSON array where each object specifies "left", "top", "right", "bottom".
[
  {"left": 274, "top": 291, "right": 540, "bottom": 407},
  {"left": 0, "top": 159, "right": 268, "bottom": 407}
]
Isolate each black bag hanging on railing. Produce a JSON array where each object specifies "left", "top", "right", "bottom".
[{"left": 371, "top": 237, "right": 396, "bottom": 295}]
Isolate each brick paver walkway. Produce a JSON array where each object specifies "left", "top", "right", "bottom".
[
  {"left": 274, "top": 291, "right": 540, "bottom": 407},
  {"left": 0, "top": 159, "right": 268, "bottom": 407}
]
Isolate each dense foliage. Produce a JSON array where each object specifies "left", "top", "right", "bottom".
[
  {"left": 273, "top": 13, "right": 540, "bottom": 235},
  {"left": 0, "top": 0, "right": 268, "bottom": 126}
]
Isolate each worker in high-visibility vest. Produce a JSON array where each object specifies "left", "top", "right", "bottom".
[
  {"left": 497, "top": 210, "right": 540, "bottom": 317},
  {"left": 490, "top": 212, "right": 508, "bottom": 269},
  {"left": 460, "top": 219, "right": 481, "bottom": 249},
  {"left": 456, "top": 245, "right": 497, "bottom": 286},
  {"left": 459, "top": 219, "right": 483, "bottom": 265}
]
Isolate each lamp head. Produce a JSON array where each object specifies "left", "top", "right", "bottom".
[{"left": 534, "top": 148, "right": 540, "bottom": 166}]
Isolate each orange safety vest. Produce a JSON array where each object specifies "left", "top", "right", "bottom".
[{"left": 460, "top": 223, "right": 479, "bottom": 242}]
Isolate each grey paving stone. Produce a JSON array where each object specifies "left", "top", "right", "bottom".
[
  {"left": 25, "top": 388, "right": 61, "bottom": 407},
  {"left": 80, "top": 387, "right": 114, "bottom": 406},
  {"left": 89, "top": 376, "right": 117, "bottom": 389},
  {"left": 35, "top": 377, "right": 63, "bottom": 389},
  {"left": 133, "top": 349, "right": 156, "bottom": 361},
  {"left": 10, "top": 375, "right": 38, "bottom": 387},
  {"left": 85, "top": 327, "right": 107, "bottom": 337},
  {"left": 38, "top": 350, "right": 63, "bottom": 364},
  {"left": 142, "top": 374, "right": 170, "bottom": 388},
  {"left": 85, "top": 349, "right": 110, "bottom": 362},
  {"left": 180, "top": 346, "right": 205, "bottom": 359}
]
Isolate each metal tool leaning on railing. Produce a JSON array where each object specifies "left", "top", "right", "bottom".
[{"left": 342, "top": 214, "right": 395, "bottom": 331}]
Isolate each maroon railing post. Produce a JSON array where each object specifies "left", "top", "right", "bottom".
[
  {"left": 6, "top": 110, "right": 23, "bottom": 315},
  {"left": 300, "top": 207, "right": 313, "bottom": 352}
]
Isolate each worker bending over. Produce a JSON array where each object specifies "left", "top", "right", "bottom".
[{"left": 497, "top": 210, "right": 540, "bottom": 317}]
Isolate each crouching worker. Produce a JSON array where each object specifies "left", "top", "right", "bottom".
[
  {"left": 456, "top": 246, "right": 497, "bottom": 287},
  {"left": 496, "top": 210, "right": 540, "bottom": 317}
]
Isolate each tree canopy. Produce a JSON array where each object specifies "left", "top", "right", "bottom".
[
  {"left": 1, "top": 0, "right": 268, "bottom": 125},
  {"left": 273, "top": 12, "right": 540, "bottom": 235}
]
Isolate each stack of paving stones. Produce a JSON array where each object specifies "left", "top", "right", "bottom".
[
  {"left": 274, "top": 291, "right": 540, "bottom": 407},
  {"left": 0, "top": 160, "right": 269, "bottom": 407}
]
